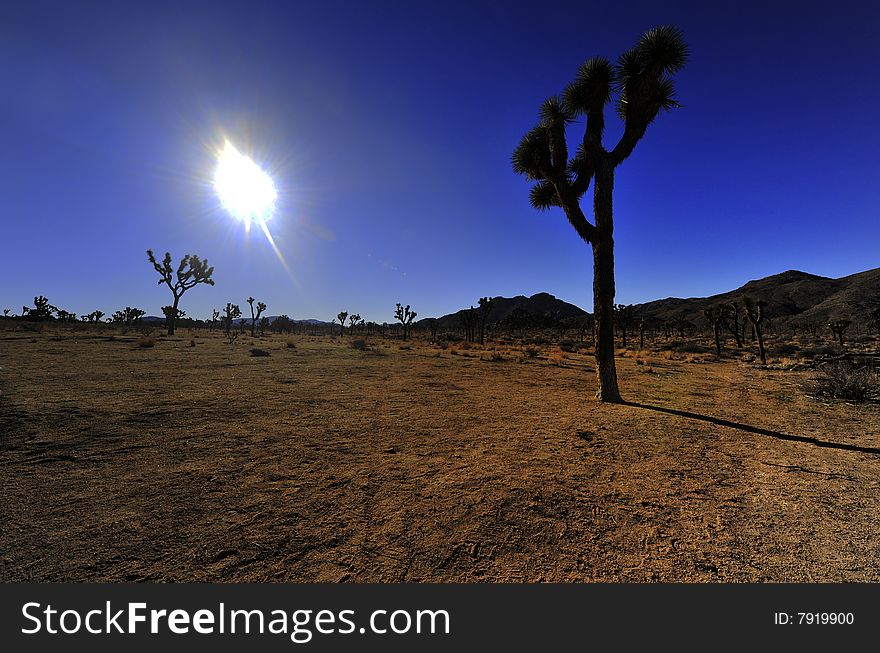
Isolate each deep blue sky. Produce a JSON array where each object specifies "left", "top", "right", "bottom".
[{"left": 2, "top": 1, "right": 878, "bottom": 322}]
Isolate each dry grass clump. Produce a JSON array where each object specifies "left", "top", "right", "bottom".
[
  {"left": 189, "top": 339, "right": 196, "bottom": 347},
  {"left": 351, "top": 339, "right": 367, "bottom": 350},
  {"left": 137, "top": 336, "right": 155, "bottom": 348},
  {"left": 286, "top": 338, "right": 297, "bottom": 349},
  {"left": 804, "top": 362, "right": 878, "bottom": 402},
  {"left": 523, "top": 346, "right": 540, "bottom": 358}
]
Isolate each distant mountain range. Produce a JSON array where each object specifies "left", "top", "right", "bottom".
[
  {"left": 421, "top": 268, "right": 879, "bottom": 328},
  {"left": 634, "top": 268, "right": 879, "bottom": 325}
]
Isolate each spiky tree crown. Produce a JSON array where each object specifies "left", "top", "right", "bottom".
[
  {"left": 147, "top": 250, "right": 215, "bottom": 297},
  {"left": 512, "top": 26, "right": 687, "bottom": 239}
]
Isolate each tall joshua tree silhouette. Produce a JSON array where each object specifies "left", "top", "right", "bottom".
[
  {"left": 513, "top": 26, "right": 688, "bottom": 402},
  {"left": 147, "top": 250, "right": 215, "bottom": 336}
]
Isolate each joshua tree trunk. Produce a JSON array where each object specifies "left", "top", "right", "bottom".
[
  {"left": 756, "top": 325, "right": 766, "bottom": 364},
  {"left": 168, "top": 295, "right": 180, "bottom": 336}
]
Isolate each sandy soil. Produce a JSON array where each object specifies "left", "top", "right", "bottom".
[{"left": 1, "top": 327, "right": 878, "bottom": 582}]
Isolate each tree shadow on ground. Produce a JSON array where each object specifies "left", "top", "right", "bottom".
[{"left": 622, "top": 401, "right": 880, "bottom": 456}]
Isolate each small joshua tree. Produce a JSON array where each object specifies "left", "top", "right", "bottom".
[
  {"left": 349, "top": 313, "right": 361, "bottom": 335},
  {"left": 247, "top": 297, "right": 267, "bottom": 337},
  {"left": 828, "top": 319, "right": 851, "bottom": 347},
  {"left": 210, "top": 309, "right": 220, "bottom": 332},
  {"left": 743, "top": 297, "right": 768, "bottom": 364},
  {"left": 26, "top": 296, "right": 55, "bottom": 321},
  {"left": 162, "top": 306, "right": 186, "bottom": 332},
  {"left": 704, "top": 306, "right": 726, "bottom": 356},
  {"left": 395, "top": 303, "right": 417, "bottom": 340},
  {"left": 722, "top": 301, "right": 743, "bottom": 348},
  {"left": 426, "top": 318, "right": 439, "bottom": 342},
  {"left": 613, "top": 304, "right": 637, "bottom": 348},
  {"left": 147, "top": 250, "right": 214, "bottom": 336},
  {"left": 223, "top": 302, "right": 242, "bottom": 342},
  {"left": 2, "top": 309, "right": 8, "bottom": 317},
  {"left": 259, "top": 316, "right": 270, "bottom": 336},
  {"left": 477, "top": 297, "right": 496, "bottom": 345},
  {"left": 337, "top": 311, "right": 348, "bottom": 337}
]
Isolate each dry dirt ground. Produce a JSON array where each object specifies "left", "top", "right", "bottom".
[{"left": 1, "top": 327, "right": 878, "bottom": 582}]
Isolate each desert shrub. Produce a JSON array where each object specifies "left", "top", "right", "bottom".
[
  {"left": 559, "top": 339, "right": 575, "bottom": 353},
  {"left": 524, "top": 336, "right": 548, "bottom": 346},
  {"left": 524, "top": 346, "right": 540, "bottom": 358},
  {"left": 769, "top": 342, "right": 799, "bottom": 357},
  {"left": 250, "top": 348, "right": 271, "bottom": 357},
  {"left": 189, "top": 339, "right": 196, "bottom": 347},
  {"left": 485, "top": 351, "right": 505, "bottom": 362},
  {"left": 673, "top": 341, "right": 709, "bottom": 354},
  {"left": 805, "top": 362, "right": 878, "bottom": 402},
  {"left": 460, "top": 341, "right": 472, "bottom": 350},
  {"left": 286, "top": 338, "right": 297, "bottom": 349},
  {"left": 138, "top": 336, "right": 155, "bottom": 348},
  {"left": 351, "top": 339, "right": 367, "bottom": 350},
  {"left": 399, "top": 344, "right": 412, "bottom": 351},
  {"left": 800, "top": 345, "right": 838, "bottom": 359},
  {"left": 436, "top": 342, "right": 449, "bottom": 350},
  {"left": 635, "top": 358, "right": 645, "bottom": 366}
]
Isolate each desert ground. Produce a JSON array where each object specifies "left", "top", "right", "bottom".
[{"left": 1, "top": 326, "right": 878, "bottom": 582}]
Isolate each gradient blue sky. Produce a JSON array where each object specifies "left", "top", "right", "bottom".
[{"left": 2, "top": 0, "right": 878, "bottom": 322}]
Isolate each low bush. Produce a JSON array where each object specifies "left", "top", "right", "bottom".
[{"left": 805, "top": 362, "right": 878, "bottom": 402}]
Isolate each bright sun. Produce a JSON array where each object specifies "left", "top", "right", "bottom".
[{"left": 214, "top": 140, "right": 277, "bottom": 228}]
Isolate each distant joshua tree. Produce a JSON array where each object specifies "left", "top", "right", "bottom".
[
  {"left": 578, "top": 315, "right": 595, "bottom": 345},
  {"left": 459, "top": 306, "right": 478, "bottom": 342},
  {"left": 743, "top": 297, "right": 768, "bottom": 364},
  {"left": 247, "top": 297, "right": 267, "bottom": 337},
  {"left": 210, "top": 309, "right": 220, "bottom": 332},
  {"left": 425, "top": 318, "right": 439, "bottom": 343},
  {"left": 703, "top": 306, "right": 726, "bottom": 356},
  {"left": 223, "top": 302, "right": 242, "bottom": 342},
  {"left": 147, "top": 250, "right": 215, "bottom": 336},
  {"left": 258, "top": 316, "right": 270, "bottom": 337},
  {"left": 478, "top": 297, "right": 496, "bottom": 345},
  {"left": 112, "top": 307, "right": 146, "bottom": 326},
  {"left": 828, "top": 319, "right": 851, "bottom": 347},
  {"left": 85, "top": 310, "right": 105, "bottom": 323},
  {"left": 25, "top": 295, "right": 56, "bottom": 321},
  {"left": 336, "top": 311, "right": 348, "bottom": 336},
  {"left": 3, "top": 309, "right": 10, "bottom": 317},
  {"left": 395, "top": 303, "right": 417, "bottom": 340},
  {"left": 162, "top": 306, "right": 186, "bottom": 332},
  {"left": 722, "top": 301, "right": 743, "bottom": 348},
  {"left": 512, "top": 26, "right": 688, "bottom": 402},
  {"left": 274, "top": 314, "right": 293, "bottom": 334},
  {"left": 348, "top": 314, "right": 361, "bottom": 334},
  {"left": 613, "top": 304, "right": 637, "bottom": 348}
]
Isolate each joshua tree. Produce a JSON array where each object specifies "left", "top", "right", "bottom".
[
  {"left": 349, "top": 313, "right": 362, "bottom": 334},
  {"left": 613, "top": 304, "right": 637, "bottom": 348},
  {"left": 25, "top": 295, "right": 55, "bottom": 321},
  {"left": 722, "top": 301, "right": 743, "bottom": 348},
  {"left": 459, "top": 306, "right": 478, "bottom": 342},
  {"left": 671, "top": 311, "right": 690, "bottom": 338},
  {"left": 638, "top": 318, "right": 646, "bottom": 349},
  {"left": 704, "top": 306, "right": 726, "bottom": 356},
  {"left": 395, "top": 303, "right": 417, "bottom": 340},
  {"left": 2, "top": 309, "right": 8, "bottom": 317},
  {"left": 513, "top": 26, "right": 687, "bottom": 402},
  {"left": 337, "top": 311, "right": 348, "bottom": 336},
  {"left": 223, "top": 302, "right": 242, "bottom": 338},
  {"left": 147, "top": 250, "right": 215, "bottom": 336},
  {"left": 274, "top": 314, "right": 293, "bottom": 334},
  {"left": 246, "top": 297, "right": 267, "bottom": 337},
  {"left": 426, "top": 318, "right": 439, "bottom": 342},
  {"left": 477, "top": 297, "right": 496, "bottom": 345},
  {"left": 111, "top": 307, "right": 146, "bottom": 326},
  {"left": 259, "top": 316, "right": 270, "bottom": 336},
  {"left": 743, "top": 297, "right": 768, "bottom": 364},
  {"left": 578, "top": 315, "right": 595, "bottom": 345},
  {"left": 162, "top": 306, "right": 185, "bottom": 331},
  {"left": 828, "top": 319, "right": 851, "bottom": 347},
  {"left": 210, "top": 309, "right": 220, "bottom": 332}
]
